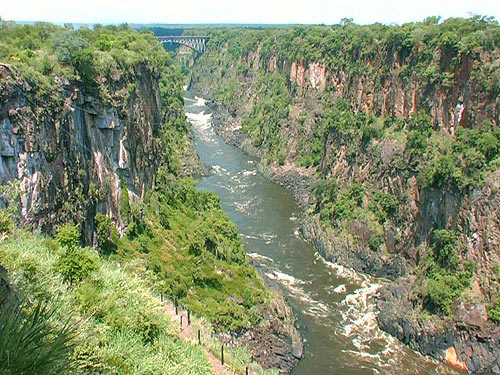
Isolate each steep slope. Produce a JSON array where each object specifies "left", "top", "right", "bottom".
[{"left": 189, "top": 17, "right": 500, "bottom": 374}]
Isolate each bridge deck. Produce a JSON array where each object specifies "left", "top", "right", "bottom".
[
  {"left": 157, "top": 36, "right": 210, "bottom": 40},
  {"left": 157, "top": 35, "right": 210, "bottom": 53}
]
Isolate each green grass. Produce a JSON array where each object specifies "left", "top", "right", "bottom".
[
  {"left": 0, "top": 232, "right": 212, "bottom": 375},
  {"left": 0, "top": 298, "right": 76, "bottom": 375}
]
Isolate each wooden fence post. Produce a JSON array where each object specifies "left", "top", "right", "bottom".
[
  {"left": 198, "top": 329, "right": 201, "bottom": 345},
  {"left": 180, "top": 315, "right": 183, "bottom": 330},
  {"left": 221, "top": 344, "right": 224, "bottom": 365},
  {"left": 187, "top": 310, "right": 191, "bottom": 325}
]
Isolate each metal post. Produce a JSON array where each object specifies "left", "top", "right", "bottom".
[
  {"left": 246, "top": 366, "right": 249, "bottom": 375},
  {"left": 160, "top": 292, "right": 163, "bottom": 302},
  {"left": 175, "top": 301, "right": 178, "bottom": 315},
  {"left": 198, "top": 329, "right": 201, "bottom": 345},
  {"left": 187, "top": 310, "right": 191, "bottom": 325},
  {"left": 180, "top": 315, "right": 183, "bottom": 330},
  {"left": 221, "top": 345, "right": 224, "bottom": 365}
]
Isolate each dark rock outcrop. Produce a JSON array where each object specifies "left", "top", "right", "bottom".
[
  {"left": 377, "top": 280, "right": 500, "bottom": 374},
  {"left": 0, "top": 63, "right": 164, "bottom": 243}
]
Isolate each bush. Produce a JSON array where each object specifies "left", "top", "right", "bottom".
[
  {"left": 55, "top": 223, "right": 81, "bottom": 251},
  {"left": 56, "top": 247, "right": 99, "bottom": 285},
  {"left": 120, "top": 183, "right": 131, "bottom": 224},
  {"left": 370, "top": 191, "right": 398, "bottom": 223},
  {"left": 0, "top": 210, "right": 14, "bottom": 235},
  {"left": 431, "top": 229, "right": 459, "bottom": 271},
  {"left": 488, "top": 298, "right": 500, "bottom": 323},
  {"left": 368, "top": 234, "right": 384, "bottom": 251},
  {"left": 94, "top": 213, "right": 118, "bottom": 255},
  {"left": 426, "top": 273, "right": 463, "bottom": 315}
]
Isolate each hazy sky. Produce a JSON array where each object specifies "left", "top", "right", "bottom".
[{"left": 1, "top": 0, "right": 499, "bottom": 25}]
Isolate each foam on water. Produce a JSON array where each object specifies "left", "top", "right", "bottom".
[
  {"left": 265, "top": 270, "right": 308, "bottom": 285},
  {"left": 248, "top": 252, "right": 274, "bottom": 263},
  {"left": 234, "top": 200, "right": 251, "bottom": 215},
  {"left": 315, "top": 252, "right": 366, "bottom": 282},
  {"left": 261, "top": 232, "right": 277, "bottom": 244},
  {"left": 242, "top": 169, "right": 257, "bottom": 176},
  {"left": 186, "top": 110, "right": 215, "bottom": 142},
  {"left": 265, "top": 269, "right": 332, "bottom": 319},
  {"left": 211, "top": 165, "right": 227, "bottom": 176},
  {"left": 186, "top": 110, "right": 212, "bottom": 127},
  {"left": 191, "top": 95, "right": 208, "bottom": 107},
  {"left": 333, "top": 284, "right": 347, "bottom": 293}
]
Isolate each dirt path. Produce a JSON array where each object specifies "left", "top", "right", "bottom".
[{"left": 163, "top": 300, "right": 234, "bottom": 375}]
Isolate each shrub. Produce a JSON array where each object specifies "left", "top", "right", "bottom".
[
  {"left": 426, "top": 273, "right": 463, "bottom": 315},
  {"left": 368, "top": 234, "right": 384, "bottom": 251},
  {"left": 55, "top": 223, "right": 81, "bottom": 251},
  {"left": 56, "top": 247, "right": 99, "bottom": 285},
  {"left": 0, "top": 210, "right": 14, "bottom": 235},
  {"left": 488, "top": 298, "right": 500, "bottom": 323},
  {"left": 370, "top": 191, "right": 398, "bottom": 223},
  {"left": 331, "top": 197, "right": 357, "bottom": 221},
  {"left": 94, "top": 213, "right": 118, "bottom": 255},
  {"left": 431, "top": 229, "right": 459, "bottom": 271}
]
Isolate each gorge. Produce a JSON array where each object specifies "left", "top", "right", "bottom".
[{"left": 0, "top": 15, "right": 500, "bottom": 375}]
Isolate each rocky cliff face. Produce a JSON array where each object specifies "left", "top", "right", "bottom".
[
  {"left": 272, "top": 53, "right": 498, "bottom": 133},
  {"left": 190, "top": 23, "right": 500, "bottom": 373},
  {"left": 0, "top": 62, "right": 165, "bottom": 243}
]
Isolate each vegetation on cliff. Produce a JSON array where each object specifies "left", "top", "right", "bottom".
[
  {"left": 113, "top": 173, "right": 268, "bottom": 332},
  {"left": 189, "top": 16, "right": 500, "bottom": 337}
]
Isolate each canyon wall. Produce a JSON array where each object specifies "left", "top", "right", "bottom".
[
  {"left": 190, "top": 20, "right": 500, "bottom": 373},
  {"left": 0, "top": 62, "right": 169, "bottom": 243}
]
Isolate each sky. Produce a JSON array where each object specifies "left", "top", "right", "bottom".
[{"left": 1, "top": 0, "right": 499, "bottom": 25}]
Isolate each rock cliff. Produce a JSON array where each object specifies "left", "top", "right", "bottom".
[{"left": 0, "top": 62, "right": 168, "bottom": 243}]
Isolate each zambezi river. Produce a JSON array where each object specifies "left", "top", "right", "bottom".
[{"left": 185, "top": 92, "right": 462, "bottom": 375}]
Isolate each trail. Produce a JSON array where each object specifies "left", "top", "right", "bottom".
[{"left": 163, "top": 300, "right": 233, "bottom": 375}]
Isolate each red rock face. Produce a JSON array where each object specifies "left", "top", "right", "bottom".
[
  {"left": 271, "top": 48, "right": 498, "bottom": 132},
  {"left": 445, "top": 347, "right": 468, "bottom": 371},
  {"left": 289, "top": 61, "right": 326, "bottom": 91}
]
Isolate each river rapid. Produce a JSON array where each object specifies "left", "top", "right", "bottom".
[{"left": 185, "top": 92, "right": 462, "bottom": 375}]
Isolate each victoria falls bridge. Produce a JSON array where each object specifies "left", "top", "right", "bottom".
[{"left": 157, "top": 35, "right": 210, "bottom": 53}]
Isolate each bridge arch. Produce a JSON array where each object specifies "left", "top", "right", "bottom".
[{"left": 157, "top": 36, "right": 210, "bottom": 54}]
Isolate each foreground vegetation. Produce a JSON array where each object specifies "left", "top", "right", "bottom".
[
  {"left": 114, "top": 172, "right": 268, "bottom": 332},
  {"left": 0, "top": 232, "right": 212, "bottom": 375}
]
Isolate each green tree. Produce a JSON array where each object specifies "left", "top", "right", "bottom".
[
  {"left": 94, "top": 213, "right": 118, "bottom": 255},
  {"left": 431, "top": 229, "right": 459, "bottom": 271},
  {"left": 56, "top": 247, "right": 99, "bottom": 285},
  {"left": 0, "top": 210, "right": 14, "bottom": 235}
]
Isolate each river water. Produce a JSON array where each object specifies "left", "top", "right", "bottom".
[{"left": 185, "top": 92, "right": 462, "bottom": 375}]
